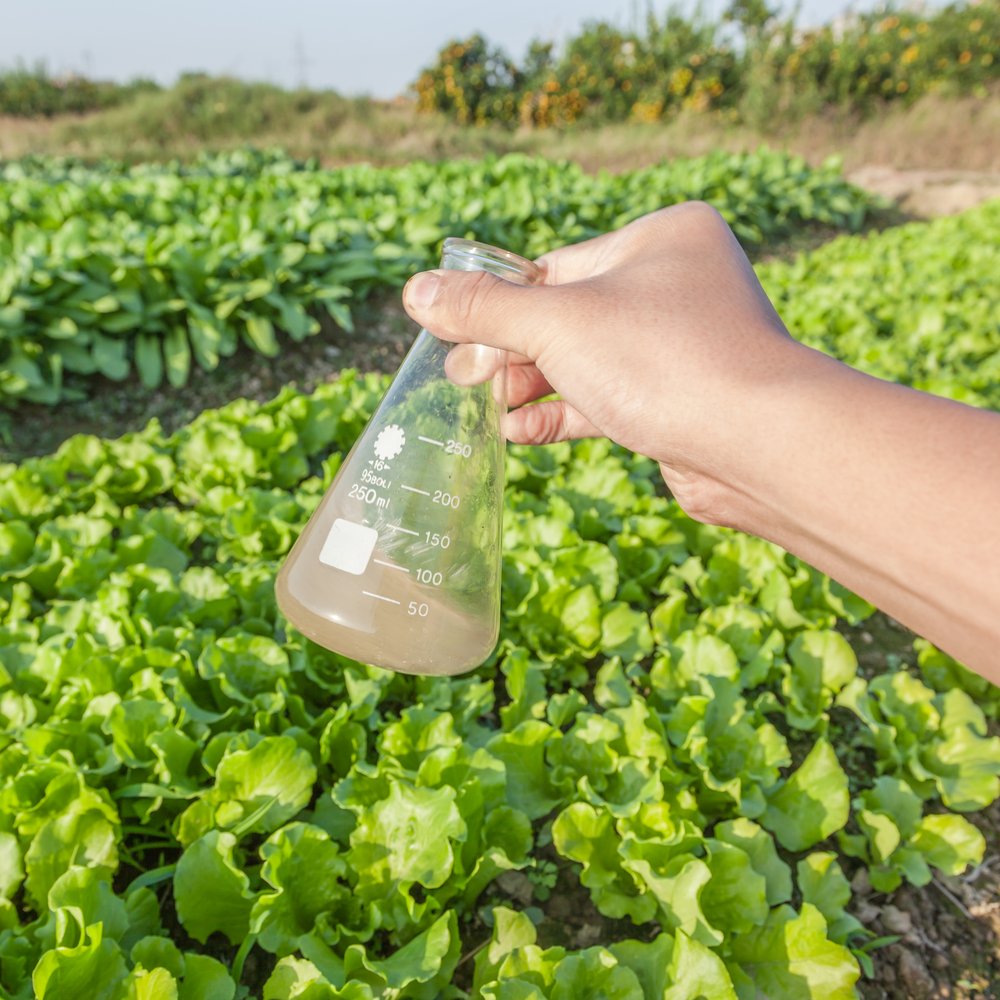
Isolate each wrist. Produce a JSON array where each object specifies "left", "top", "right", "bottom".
[{"left": 661, "top": 340, "right": 841, "bottom": 537}]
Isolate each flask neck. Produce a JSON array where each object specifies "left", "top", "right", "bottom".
[{"left": 440, "top": 238, "right": 542, "bottom": 287}]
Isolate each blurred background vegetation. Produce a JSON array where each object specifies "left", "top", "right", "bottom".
[
  {"left": 1, "top": 0, "right": 996, "bottom": 171},
  {"left": 415, "top": 0, "right": 998, "bottom": 128}
]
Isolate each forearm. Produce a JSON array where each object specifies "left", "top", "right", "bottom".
[{"left": 728, "top": 345, "right": 1000, "bottom": 683}]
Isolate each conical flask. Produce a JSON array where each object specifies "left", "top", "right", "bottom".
[{"left": 276, "top": 238, "right": 542, "bottom": 675}]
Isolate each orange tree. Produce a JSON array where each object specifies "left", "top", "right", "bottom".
[
  {"left": 412, "top": 0, "right": 999, "bottom": 128},
  {"left": 414, "top": 13, "right": 740, "bottom": 129},
  {"left": 413, "top": 35, "right": 522, "bottom": 126},
  {"left": 640, "top": 8, "right": 741, "bottom": 117},
  {"left": 764, "top": 0, "right": 999, "bottom": 109}
]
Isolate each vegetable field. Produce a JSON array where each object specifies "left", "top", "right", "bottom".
[
  {"left": 0, "top": 150, "right": 870, "bottom": 406},
  {"left": 0, "top": 152, "right": 998, "bottom": 999}
]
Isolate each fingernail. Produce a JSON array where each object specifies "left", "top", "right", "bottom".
[{"left": 406, "top": 272, "right": 440, "bottom": 311}]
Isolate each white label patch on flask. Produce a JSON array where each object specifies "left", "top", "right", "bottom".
[{"left": 319, "top": 519, "right": 378, "bottom": 574}]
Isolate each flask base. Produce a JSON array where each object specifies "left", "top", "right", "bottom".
[{"left": 275, "top": 572, "right": 498, "bottom": 677}]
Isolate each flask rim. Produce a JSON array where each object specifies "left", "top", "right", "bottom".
[{"left": 442, "top": 237, "right": 542, "bottom": 284}]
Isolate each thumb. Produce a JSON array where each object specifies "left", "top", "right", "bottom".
[{"left": 402, "top": 268, "right": 545, "bottom": 357}]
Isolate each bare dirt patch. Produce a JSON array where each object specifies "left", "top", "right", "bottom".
[{"left": 848, "top": 166, "right": 1000, "bottom": 218}]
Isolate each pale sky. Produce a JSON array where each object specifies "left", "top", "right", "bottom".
[{"left": 4, "top": 0, "right": 888, "bottom": 99}]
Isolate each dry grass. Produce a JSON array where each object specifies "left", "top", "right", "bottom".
[
  {"left": 1, "top": 83, "right": 998, "bottom": 173},
  {"left": 785, "top": 90, "right": 1000, "bottom": 172},
  {"left": 511, "top": 91, "right": 1000, "bottom": 173},
  {"left": 0, "top": 114, "right": 57, "bottom": 158}
]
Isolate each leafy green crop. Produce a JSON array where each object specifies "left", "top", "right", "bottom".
[
  {"left": 1, "top": 384, "right": 996, "bottom": 995},
  {"left": 0, "top": 149, "right": 874, "bottom": 404},
  {"left": 759, "top": 198, "right": 1000, "bottom": 410},
  {"left": 1, "top": 202, "right": 998, "bottom": 998}
]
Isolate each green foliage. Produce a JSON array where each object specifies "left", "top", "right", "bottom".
[
  {"left": 0, "top": 149, "right": 874, "bottom": 405},
  {"left": 0, "top": 65, "right": 157, "bottom": 118},
  {"left": 758, "top": 199, "right": 1000, "bottom": 410},
  {"left": 762, "top": 740, "right": 850, "bottom": 852},
  {"left": 413, "top": 0, "right": 999, "bottom": 127},
  {"left": 2, "top": 200, "right": 999, "bottom": 994},
  {"left": 1, "top": 304, "right": 996, "bottom": 994},
  {"left": 837, "top": 776, "right": 987, "bottom": 893},
  {"left": 473, "top": 909, "right": 743, "bottom": 999}
]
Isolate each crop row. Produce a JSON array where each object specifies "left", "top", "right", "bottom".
[
  {"left": 759, "top": 197, "right": 1000, "bottom": 409},
  {"left": 1, "top": 205, "right": 997, "bottom": 997},
  {"left": 0, "top": 149, "right": 874, "bottom": 405},
  {"left": 1, "top": 368, "right": 996, "bottom": 999}
]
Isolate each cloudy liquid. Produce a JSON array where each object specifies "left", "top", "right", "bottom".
[
  {"left": 276, "top": 549, "right": 497, "bottom": 676},
  {"left": 275, "top": 409, "right": 504, "bottom": 676}
]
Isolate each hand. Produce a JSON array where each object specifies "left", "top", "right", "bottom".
[
  {"left": 403, "top": 202, "right": 804, "bottom": 527},
  {"left": 403, "top": 203, "right": 1000, "bottom": 680}
]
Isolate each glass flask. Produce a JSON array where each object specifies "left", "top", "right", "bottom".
[{"left": 276, "top": 238, "right": 543, "bottom": 675}]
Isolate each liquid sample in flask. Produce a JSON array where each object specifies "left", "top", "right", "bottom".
[{"left": 276, "top": 238, "right": 543, "bottom": 675}]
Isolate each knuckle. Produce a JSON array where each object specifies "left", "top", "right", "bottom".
[
  {"left": 671, "top": 199, "right": 728, "bottom": 233},
  {"left": 679, "top": 198, "right": 722, "bottom": 219},
  {"left": 647, "top": 199, "right": 725, "bottom": 231},
  {"left": 620, "top": 200, "right": 731, "bottom": 256}
]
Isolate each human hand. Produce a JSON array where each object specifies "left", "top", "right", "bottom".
[
  {"left": 403, "top": 201, "right": 1000, "bottom": 678},
  {"left": 402, "top": 202, "right": 806, "bottom": 528}
]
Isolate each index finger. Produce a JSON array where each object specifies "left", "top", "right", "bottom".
[{"left": 535, "top": 229, "right": 619, "bottom": 285}]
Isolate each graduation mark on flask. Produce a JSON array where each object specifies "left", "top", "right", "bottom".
[
  {"left": 418, "top": 434, "right": 473, "bottom": 458},
  {"left": 398, "top": 484, "right": 462, "bottom": 508},
  {"left": 373, "top": 558, "right": 409, "bottom": 572},
  {"left": 363, "top": 590, "right": 400, "bottom": 605}
]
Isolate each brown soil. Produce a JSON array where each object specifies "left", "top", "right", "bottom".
[
  {"left": 842, "top": 614, "right": 1000, "bottom": 999},
  {"left": 848, "top": 166, "right": 1000, "bottom": 219},
  {"left": 855, "top": 824, "right": 1000, "bottom": 999}
]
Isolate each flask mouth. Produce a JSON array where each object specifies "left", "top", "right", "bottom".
[{"left": 441, "top": 238, "right": 543, "bottom": 286}]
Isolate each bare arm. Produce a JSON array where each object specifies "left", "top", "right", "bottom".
[
  {"left": 720, "top": 345, "right": 1000, "bottom": 678},
  {"left": 402, "top": 203, "right": 1000, "bottom": 684}
]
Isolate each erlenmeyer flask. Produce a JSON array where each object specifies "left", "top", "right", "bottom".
[{"left": 276, "top": 238, "right": 542, "bottom": 675}]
